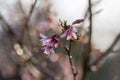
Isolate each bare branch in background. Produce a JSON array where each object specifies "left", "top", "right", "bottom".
[
  {"left": 91, "top": 0, "right": 102, "bottom": 7},
  {"left": 0, "top": 13, "right": 15, "bottom": 40},
  {"left": 0, "top": 0, "right": 61, "bottom": 80},
  {"left": 21, "top": 0, "right": 37, "bottom": 45},
  {"left": 81, "top": 0, "right": 93, "bottom": 80},
  {"left": 92, "top": 9, "right": 103, "bottom": 16},
  {"left": 32, "top": 61, "right": 57, "bottom": 79},
  {"left": 81, "top": 0, "right": 120, "bottom": 79},
  {"left": 111, "top": 49, "right": 120, "bottom": 53},
  {"left": 18, "top": 0, "right": 26, "bottom": 16},
  {"left": 89, "top": 33, "right": 120, "bottom": 66},
  {"left": 0, "top": 13, "right": 21, "bottom": 66},
  {"left": 83, "top": 0, "right": 102, "bottom": 20}
]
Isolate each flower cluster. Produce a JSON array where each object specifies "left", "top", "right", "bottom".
[
  {"left": 40, "top": 19, "right": 84, "bottom": 54},
  {"left": 61, "top": 25, "right": 77, "bottom": 40},
  {"left": 40, "top": 34, "right": 59, "bottom": 54}
]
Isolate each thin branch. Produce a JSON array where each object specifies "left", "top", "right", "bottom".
[
  {"left": 21, "top": 0, "right": 37, "bottom": 45},
  {"left": 81, "top": 0, "right": 93, "bottom": 79},
  {"left": 60, "top": 40, "right": 77, "bottom": 80},
  {"left": 89, "top": 33, "right": 120, "bottom": 66},
  {"left": 26, "top": 0, "right": 37, "bottom": 24},
  {"left": 67, "top": 40, "right": 76, "bottom": 80},
  {"left": 0, "top": 14, "right": 15, "bottom": 39},
  {"left": 32, "top": 61, "right": 56, "bottom": 79},
  {"left": 88, "top": 0, "right": 92, "bottom": 50},
  {"left": 0, "top": 14, "right": 20, "bottom": 64},
  {"left": 61, "top": 40, "right": 76, "bottom": 80},
  {"left": 111, "top": 49, "right": 120, "bottom": 53},
  {"left": 83, "top": 0, "right": 102, "bottom": 21},
  {"left": 60, "top": 42, "right": 69, "bottom": 52},
  {"left": 18, "top": 0, "right": 26, "bottom": 15},
  {"left": 0, "top": 13, "right": 16, "bottom": 46}
]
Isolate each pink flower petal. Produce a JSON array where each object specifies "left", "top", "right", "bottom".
[
  {"left": 54, "top": 43, "right": 58, "bottom": 48},
  {"left": 61, "top": 31, "right": 67, "bottom": 38},
  {"left": 67, "top": 35, "right": 72, "bottom": 40},
  {"left": 40, "top": 33, "right": 47, "bottom": 39},
  {"left": 73, "top": 27, "right": 78, "bottom": 32},
  {"left": 44, "top": 49, "right": 50, "bottom": 54},
  {"left": 72, "top": 32, "right": 77, "bottom": 39},
  {"left": 45, "top": 39, "right": 51, "bottom": 43},
  {"left": 51, "top": 49, "right": 55, "bottom": 54},
  {"left": 41, "top": 39, "right": 51, "bottom": 46},
  {"left": 72, "top": 19, "right": 84, "bottom": 25}
]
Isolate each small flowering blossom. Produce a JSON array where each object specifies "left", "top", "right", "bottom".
[
  {"left": 49, "top": 34, "right": 59, "bottom": 47},
  {"left": 61, "top": 25, "right": 77, "bottom": 40},
  {"left": 60, "top": 19, "right": 84, "bottom": 40},
  {"left": 40, "top": 33, "right": 49, "bottom": 45},
  {"left": 40, "top": 33, "right": 59, "bottom": 47},
  {"left": 72, "top": 19, "right": 84, "bottom": 25},
  {"left": 43, "top": 45, "right": 55, "bottom": 54},
  {"left": 39, "top": 19, "right": 84, "bottom": 54},
  {"left": 40, "top": 33, "right": 59, "bottom": 54}
]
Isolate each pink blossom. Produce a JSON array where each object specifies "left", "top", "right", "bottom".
[
  {"left": 43, "top": 45, "right": 55, "bottom": 54},
  {"left": 61, "top": 25, "right": 77, "bottom": 40},
  {"left": 40, "top": 33, "right": 59, "bottom": 47},
  {"left": 40, "top": 33, "right": 59, "bottom": 54},
  {"left": 72, "top": 19, "right": 84, "bottom": 25}
]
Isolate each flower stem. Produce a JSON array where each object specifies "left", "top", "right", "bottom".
[{"left": 67, "top": 40, "right": 76, "bottom": 80}]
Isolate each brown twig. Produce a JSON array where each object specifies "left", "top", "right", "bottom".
[
  {"left": 0, "top": 14, "right": 20, "bottom": 64},
  {"left": 67, "top": 40, "right": 76, "bottom": 80},
  {"left": 0, "top": 14, "right": 15, "bottom": 40},
  {"left": 60, "top": 42, "right": 69, "bottom": 51},
  {"left": 88, "top": 0, "right": 92, "bottom": 51},
  {"left": 60, "top": 40, "right": 76, "bottom": 80},
  {"left": 112, "top": 49, "right": 120, "bottom": 53},
  {"left": 18, "top": 0, "right": 26, "bottom": 15},
  {"left": 21, "top": 0, "right": 37, "bottom": 45},
  {"left": 81, "top": 0, "right": 92, "bottom": 80},
  {"left": 89, "top": 33, "right": 120, "bottom": 66}
]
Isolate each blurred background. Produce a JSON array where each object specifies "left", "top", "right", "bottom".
[{"left": 0, "top": 0, "right": 120, "bottom": 80}]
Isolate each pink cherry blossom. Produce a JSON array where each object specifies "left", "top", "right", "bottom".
[
  {"left": 61, "top": 25, "right": 77, "bottom": 40},
  {"left": 40, "top": 33, "right": 59, "bottom": 47},
  {"left": 40, "top": 33, "right": 59, "bottom": 54},
  {"left": 43, "top": 45, "right": 55, "bottom": 54},
  {"left": 72, "top": 19, "right": 84, "bottom": 25}
]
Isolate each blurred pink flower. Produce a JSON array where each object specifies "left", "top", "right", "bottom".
[
  {"left": 72, "top": 19, "right": 84, "bottom": 25},
  {"left": 43, "top": 45, "right": 55, "bottom": 54},
  {"left": 40, "top": 33, "right": 59, "bottom": 54},
  {"left": 22, "top": 72, "right": 35, "bottom": 80},
  {"left": 61, "top": 25, "right": 77, "bottom": 40},
  {"left": 40, "top": 33, "right": 59, "bottom": 47}
]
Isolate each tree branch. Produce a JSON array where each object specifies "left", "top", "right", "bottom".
[
  {"left": 81, "top": 0, "right": 93, "bottom": 79},
  {"left": 21, "top": 0, "right": 37, "bottom": 45},
  {"left": 89, "top": 33, "right": 120, "bottom": 66},
  {"left": 67, "top": 40, "right": 76, "bottom": 80}
]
